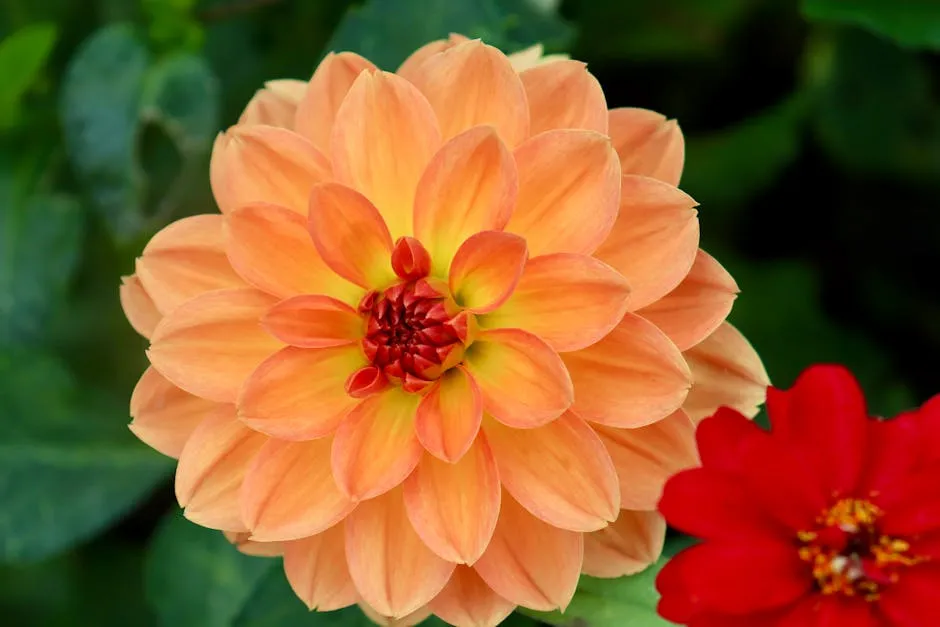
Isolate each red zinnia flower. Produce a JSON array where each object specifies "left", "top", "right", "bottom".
[{"left": 657, "top": 364, "right": 940, "bottom": 626}]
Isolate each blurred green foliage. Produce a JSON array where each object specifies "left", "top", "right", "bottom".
[{"left": 1, "top": 0, "right": 939, "bottom": 625}]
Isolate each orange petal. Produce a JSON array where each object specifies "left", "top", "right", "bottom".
[
  {"left": 608, "top": 107, "right": 684, "bottom": 186},
  {"left": 283, "top": 525, "right": 357, "bottom": 611},
  {"left": 294, "top": 52, "right": 377, "bottom": 154},
  {"left": 507, "top": 130, "right": 620, "bottom": 256},
  {"left": 360, "top": 604, "right": 432, "bottom": 627},
  {"left": 474, "top": 493, "right": 582, "bottom": 611},
  {"left": 345, "top": 488, "right": 456, "bottom": 618},
  {"left": 261, "top": 295, "right": 363, "bottom": 348},
  {"left": 210, "top": 125, "right": 332, "bottom": 215},
  {"left": 508, "top": 43, "right": 569, "bottom": 72},
  {"left": 224, "top": 531, "right": 283, "bottom": 557},
  {"left": 148, "top": 288, "right": 281, "bottom": 403},
  {"left": 683, "top": 322, "right": 769, "bottom": 422},
  {"left": 308, "top": 182, "right": 396, "bottom": 290},
  {"left": 175, "top": 405, "right": 267, "bottom": 531},
  {"left": 483, "top": 413, "right": 619, "bottom": 532},
  {"left": 331, "top": 389, "right": 422, "bottom": 500},
  {"left": 136, "top": 215, "right": 245, "bottom": 315},
  {"left": 464, "top": 328, "right": 573, "bottom": 428},
  {"left": 403, "top": 437, "right": 500, "bottom": 564},
  {"left": 563, "top": 312, "right": 691, "bottom": 427},
  {"left": 407, "top": 40, "right": 529, "bottom": 147},
  {"left": 238, "top": 345, "right": 364, "bottom": 440},
  {"left": 241, "top": 437, "right": 354, "bottom": 541},
  {"left": 129, "top": 366, "right": 217, "bottom": 458},
  {"left": 520, "top": 60, "right": 607, "bottom": 135},
  {"left": 224, "top": 202, "right": 362, "bottom": 303},
  {"left": 480, "top": 253, "right": 630, "bottom": 352},
  {"left": 396, "top": 34, "right": 469, "bottom": 81},
  {"left": 448, "top": 231, "right": 527, "bottom": 314},
  {"left": 582, "top": 510, "right": 666, "bottom": 578},
  {"left": 415, "top": 367, "right": 482, "bottom": 462},
  {"left": 239, "top": 79, "right": 307, "bottom": 128},
  {"left": 429, "top": 566, "right": 515, "bottom": 627},
  {"left": 331, "top": 71, "right": 441, "bottom": 239},
  {"left": 120, "top": 275, "right": 161, "bottom": 338},
  {"left": 595, "top": 409, "right": 699, "bottom": 510},
  {"left": 413, "top": 127, "right": 517, "bottom": 273},
  {"left": 594, "top": 175, "right": 700, "bottom": 311},
  {"left": 637, "top": 249, "right": 738, "bottom": 351}
]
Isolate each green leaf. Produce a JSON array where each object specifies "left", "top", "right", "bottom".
[
  {"left": 0, "top": 23, "right": 58, "bottom": 129},
  {"left": 802, "top": 0, "right": 940, "bottom": 50},
  {"left": 141, "top": 53, "right": 220, "bottom": 154}
]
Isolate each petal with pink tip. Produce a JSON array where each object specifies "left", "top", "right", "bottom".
[
  {"left": 582, "top": 510, "right": 666, "bottom": 578},
  {"left": 261, "top": 295, "right": 363, "bottom": 348},
  {"left": 415, "top": 367, "right": 483, "bottom": 462},
  {"left": 396, "top": 34, "right": 469, "bottom": 81},
  {"left": 239, "top": 79, "right": 307, "bottom": 128},
  {"left": 129, "top": 366, "right": 217, "bottom": 458},
  {"left": 283, "top": 525, "right": 357, "bottom": 611},
  {"left": 448, "top": 231, "right": 527, "bottom": 314},
  {"left": 520, "top": 60, "right": 607, "bottom": 135},
  {"left": 429, "top": 566, "right": 515, "bottom": 627},
  {"left": 608, "top": 107, "right": 685, "bottom": 186},
  {"left": 120, "top": 275, "right": 161, "bottom": 338}
]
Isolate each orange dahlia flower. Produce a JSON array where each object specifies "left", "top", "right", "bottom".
[{"left": 121, "top": 35, "right": 767, "bottom": 626}]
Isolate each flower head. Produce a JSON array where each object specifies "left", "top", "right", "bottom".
[
  {"left": 122, "top": 36, "right": 766, "bottom": 625},
  {"left": 657, "top": 365, "right": 940, "bottom": 626}
]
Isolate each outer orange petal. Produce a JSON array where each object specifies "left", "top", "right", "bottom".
[
  {"left": 582, "top": 510, "right": 666, "bottom": 578},
  {"left": 415, "top": 367, "right": 482, "bottom": 462},
  {"left": 175, "top": 405, "right": 267, "bottom": 531},
  {"left": 593, "top": 175, "right": 699, "bottom": 311},
  {"left": 148, "top": 288, "right": 281, "bottom": 403},
  {"left": 429, "top": 566, "right": 515, "bottom": 627},
  {"left": 520, "top": 60, "right": 607, "bottom": 135},
  {"left": 480, "top": 253, "right": 631, "bottom": 352},
  {"left": 474, "top": 493, "right": 582, "bottom": 611},
  {"left": 129, "top": 366, "right": 217, "bottom": 458},
  {"left": 595, "top": 409, "right": 699, "bottom": 511},
  {"left": 224, "top": 202, "right": 362, "bottom": 303},
  {"left": 136, "top": 214, "right": 246, "bottom": 315},
  {"left": 283, "top": 525, "right": 357, "bottom": 611},
  {"left": 396, "top": 34, "right": 469, "bottom": 81},
  {"left": 448, "top": 231, "right": 527, "bottom": 314},
  {"left": 210, "top": 125, "right": 332, "bottom": 215},
  {"left": 331, "top": 71, "right": 441, "bottom": 239},
  {"left": 403, "top": 437, "right": 500, "bottom": 564},
  {"left": 345, "top": 488, "right": 456, "bottom": 618},
  {"left": 360, "top": 603, "right": 432, "bottom": 626},
  {"left": 238, "top": 345, "right": 364, "bottom": 440},
  {"left": 120, "top": 275, "right": 161, "bottom": 338},
  {"left": 483, "top": 413, "right": 619, "bottom": 532},
  {"left": 637, "top": 249, "right": 738, "bottom": 351},
  {"left": 507, "top": 129, "right": 620, "bottom": 256},
  {"left": 241, "top": 437, "right": 354, "bottom": 542},
  {"left": 413, "top": 127, "right": 517, "bottom": 274},
  {"left": 407, "top": 40, "right": 529, "bottom": 147},
  {"left": 261, "top": 295, "right": 363, "bottom": 348},
  {"left": 239, "top": 79, "right": 307, "bottom": 128},
  {"left": 294, "top": 52, "right": 377, "bottom": 154},
  {"left": 683, "top": 322, "right": 769, "bottom": 422},
  {"left": 563, "top": 312, "right": 690, "bottom": 427},
  {"left": 608, "top": 107, "right": 684, "bottom": 186},
  {"left": 464, "top": 328, "right": 573, "bottom": 428},
  {"left": 224, "top": 531, "right": 283, "bottom": 557},
  {"left": 331, "top": 389, "right": 422, "bottom": 500}
]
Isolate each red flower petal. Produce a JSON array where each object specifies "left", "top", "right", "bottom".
[
  {"left": 695, "top": 407, "right": 768, "bottom": 474},
  {"left": 777, "top": 595, "right": 876, "bottom": 627}
]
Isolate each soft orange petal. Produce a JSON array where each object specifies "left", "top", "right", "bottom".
[
  {"left": 120, "top": 275, "right": 161, "bottom": 338},
  {"left": 637, "top": 249, "right": 738, "bottom": 351},
  {"left": 593, "top": 175, "right": 700, "bottom": 311},
  {"left": 238, "top": 345, "right": 364, "bottom": 440},
  {"left": 294, "top": 52, "right": 377, "bottom": 154},
  {"left": 507, "top": 130, "right": 620, "bottom": 256},
  {"left": 224, "top": 531, "right": 284, "bottom": 557},
  {"left": 224, "top": 202, "right": 362, "bottom": 303},
  {"left": 413, "top": 127, "right": 517, "bottom": 274},
  {"left": 175, "top": 405, "right": 267, "bottom": 531},
  {"left": 396, "top": 34, "right": 469, "bottom": 81},
  {"left": 608, "top": 107, "right": 684, "bottom": 186},
  {"left": 448, "top": 231, "right": 527, "bottom": 314},
  {"left": 241, "top": 437, "right": 354, "bottom": 542},
  {"left": 483, "top": 413, "right": 619, "bottom": 532},
  {"left": 464, "top": 328, "right": 573, "bottom": 428},
  {"left": 345, "top": 488, "right": 456, "bottom": 618},
  {"left": 582, "top": 510, "right": 666, "bottom": 578},
  {"left": 331, "top": 71, "right": 441, "bottom": 239},
  {"left": 480, "top": 253, "right": 630, "bottom": 352},
  {"left": 520, "top": 60, "right": 607, "bottom": 135},
  {"left": 148, "top": 288, "right": 281, "bottom": 403},
  {"left": 129, "top": 366, "right": 217, "bottom": 458},
  {"left": 683, "top": 322, "right": 769, "bottom": 422},
  {"left": 407, "top": 40, "right": 529, "bottom": 147},
  {"left": 210, "top": 125, "right": 332, "bottom": 215},
  {"left": 283, "top": 525, "right": 357, "bottom": 611},
  {"left": 563, "top": 312, "right": 690, "bottom": 427},
  {"left": 429, "top": 566, "right": 515, "bottom": 627},
  {"left": 360, "top": 604, "right": 432, "bottom": 627},
  {"left": 474, "top": 493, "right": 582, "bottom": 611},
  {"left": 136, "top": 215, "right": 246, "bottom": 315},
  {"left": 239, "top": 79, "right": 307, "bottom": 128},
  {"left": 595, "top": 409, "right": 699, "bottom": 511},
  {"left": 261, "top": 294, "right": 363, "bottom": 348},
  {"left": 415, "top": 367, "right": 482, "bottom": 462},
  {"left": 331, "top": 389, "right": 422, "bottom": 500},
  {"left": 403, "top": 437, "right": 500, "bottom": 564}
]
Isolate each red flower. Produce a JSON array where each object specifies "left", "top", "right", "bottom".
[{"left": 656, "top": 364, "right": 940, "bottom": 626}]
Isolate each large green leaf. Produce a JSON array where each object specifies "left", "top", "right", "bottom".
[
  {"left": 0, "top": 23, "right": 58, "bottom": 129},
  {"left": 802, "top": 0, "right": 940, "bottom": 50}
]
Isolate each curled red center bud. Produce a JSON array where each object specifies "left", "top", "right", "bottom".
[{"left": 391, "top": 236, "right": 431, "bottom": 281}]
